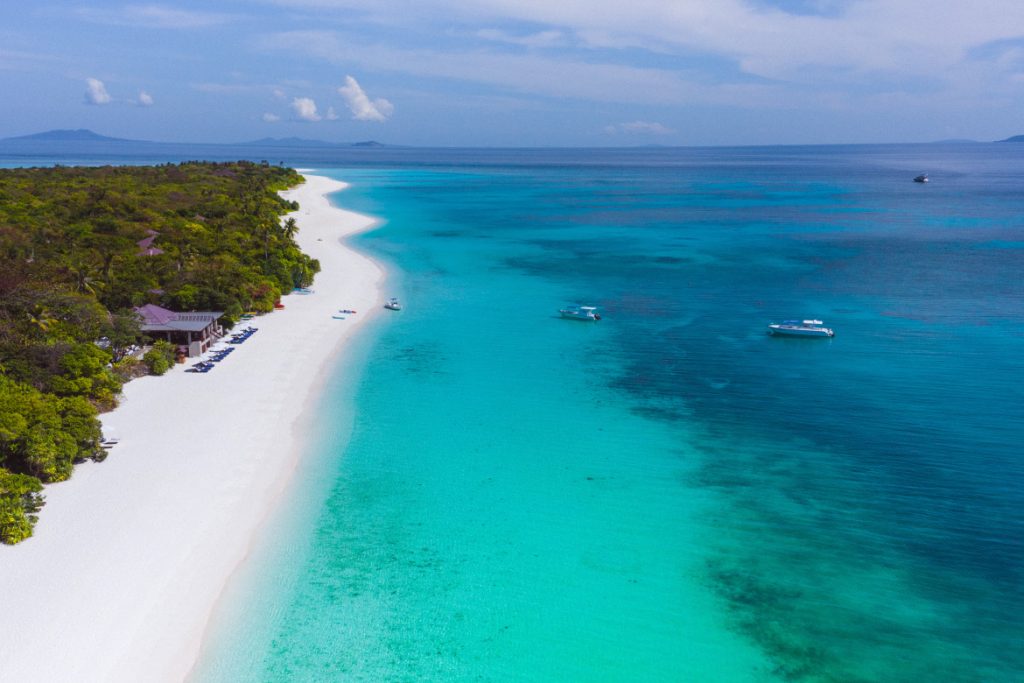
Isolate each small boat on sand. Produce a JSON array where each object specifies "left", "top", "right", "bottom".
[
  {"left": 384, "top": 298, "right": 402, "bottom": 311},
  {"left": 560, "top": 305, "right": 601, "bottom": 321},
  {"left": 768, "top": 319, "right": 834, "bottom": 338}
]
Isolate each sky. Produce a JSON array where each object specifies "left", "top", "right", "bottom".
[{"left": 2, "top": 1, "right": 1024, "bottom": 146}]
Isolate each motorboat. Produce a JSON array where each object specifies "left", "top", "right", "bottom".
[
  {"left": 767, "top": 319, "right": 834, "bottom": 338},
  {"left": 384, "top": 298, "right": 402, "bottom": 310},
  {"left": 913, "top": 174, "right": 929, "bottom": 183},
  {"left": 560, "top": 305, "right": 601, "bottom": 321}
]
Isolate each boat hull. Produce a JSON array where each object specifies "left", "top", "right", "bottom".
[
  {"left": 560, "top": 310, "right": 599, "bottom": 321},
  {"left": 768, "top": 324, "right": 834, "bottom": 337}
]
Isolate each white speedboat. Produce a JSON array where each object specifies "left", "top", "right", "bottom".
[
  {"left": 913, "top": 174, "right": 929, "bottom": 183},
  {"left": 384, "top": 297, "right": 402, "bottom": 310},
  {"left": 560, "top": 305, "right": 600, "bottom": 321},
  {"left": 768, "top": 319, "right": 834, "bottom": 337}
]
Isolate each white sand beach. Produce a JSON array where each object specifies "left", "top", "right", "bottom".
[{"left": 0, "top": 175, "right": 382, "bottom": 682}]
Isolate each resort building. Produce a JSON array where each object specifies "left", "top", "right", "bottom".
[
  {"left": 134, "top": 304, "right": 224, "bottom": 357},
  {"left": 136, "top": 229, "right": 165, "bottom": 257}
]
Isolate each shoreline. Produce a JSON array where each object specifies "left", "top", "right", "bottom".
[{"left": 0, "top": 174, "right": 384, "bottom": 682}]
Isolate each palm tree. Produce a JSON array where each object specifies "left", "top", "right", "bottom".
[
  {"left": 68, "top": 262, "right": 102, "bottom": 296},
  {"left": 282, "top": 217, "right": 298, "bottom": 240}
]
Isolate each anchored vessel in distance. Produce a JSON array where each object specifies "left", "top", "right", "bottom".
[
  {"left": 767, "top": 319, "right": 834, "bottom": 338},
  {"left": 560, "top": 305, "right": 601, "bottom": 321}
]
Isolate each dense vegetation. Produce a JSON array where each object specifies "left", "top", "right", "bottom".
[{"left": 0, "top": 161, "right": 316, "bottom": 543}]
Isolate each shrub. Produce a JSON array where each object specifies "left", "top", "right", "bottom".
[
  {"left": 143, "top": 340, "right": 175, "bottom": 375},
  {"left": 0, "top": 470, "right": 45, "bottom": 544}
]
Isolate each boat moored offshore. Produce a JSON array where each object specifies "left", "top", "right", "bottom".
[
  {"left": 560, "top": 305, "right": 601, "bottom": 321},
  {"left": 767, "top": 319, "right": 834, "bottom": 338},
  {"left": 384, "top": 297, "right": 402, "bottom": 310}
]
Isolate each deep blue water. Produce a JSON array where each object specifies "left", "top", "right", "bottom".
[{"left": 4, "top": 143, "right": 1022, "bottom": 680}]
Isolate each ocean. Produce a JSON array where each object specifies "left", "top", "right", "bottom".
[{"left": 5, "top": 143, "right": 1022, "bottom": 681}]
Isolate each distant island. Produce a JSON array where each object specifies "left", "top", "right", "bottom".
[
  {"left": 997, "top": 135, "right": 1024, "bottom": 143},
  {"left": 1, "top": 129, "right": 388, "bottom": 148},
  {"left": 3, "top": 129, "right": 138, "bottom": 143}
]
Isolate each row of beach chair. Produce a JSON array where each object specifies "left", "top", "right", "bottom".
[{"left": 187, "top": 327, "right": 257, "bottom": 373}]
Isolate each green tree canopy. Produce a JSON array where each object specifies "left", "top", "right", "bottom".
[{"left": 0, "top": 161, "right": 312, "bottom": 543}]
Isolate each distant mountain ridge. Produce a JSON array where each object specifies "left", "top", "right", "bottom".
[
  {"left": 3, "top": 129, "right": 137, "bottom": 143},
  {"left": 997, "top": 135, "right": 1024, "bottom": 143},
  {"left": 1, "top": 130, "right": 389, "bottom": 148}
]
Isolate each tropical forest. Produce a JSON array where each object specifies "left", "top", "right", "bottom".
[{"left": 0, "top": 161, "right": 316, "bottom": 543}]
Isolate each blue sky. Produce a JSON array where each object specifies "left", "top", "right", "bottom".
[{"left": 3, "top": 1, "right": 1024, "bottom": 145}]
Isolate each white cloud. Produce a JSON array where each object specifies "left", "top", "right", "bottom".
[
  {"left": 325, "top": 106, "right": 339, "bottom": 120},
  {"left": 77, "top": 5, "right": 232, "bottom": 29},
  {"left": 263, "top": 1, "right": 1024, "bottom": 87},
  {"left": 476, "top": 28, "right": 565, "bottom": 48},
  {"left": 605, "top": 120, "right": 674, "bottom": 135},
  {"left": 262, "top": 112, "right": 281, "bottom": 122},
  {"left": 291, "top": 96, "right": 322, "bottom": 121},
  {"left": 272, "top": 87, "right": 286, "bottom": 100},
  {"left": 269, "top": 32, "right": 700, "bottom": 106},
  {"left": 85, "top": 78, "right": 111, "bottom": 105},
  {"left": 137, "top": 90, "right": 154, "bottom": 106},
  {"left": 338, "top": 75, "right": 393, "bottom": 122}
]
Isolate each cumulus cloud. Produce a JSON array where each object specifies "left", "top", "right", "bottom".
[
  {"left": 137, "top": 90, "right": 154, "bottom": 106},
  {"left": 338, "top": 75, "right": 393, "bottom": 122},
  {"left": 85, "top": 78, "right": 112, "bottom": 105},
  {"left": 272, "top": 87, "right": 286, "bottom": 100},
  {"left": 291, "top": 96, "right": 321, "bottom": 121},
  {"left": 262, "top": 112, "right": 281, "bottom": 122},
  {"left": 325, "top": 106, "right": 339, "bottom": 120},
  {"left": 605, "top": 120, "right": 674, "bottom": 135}
]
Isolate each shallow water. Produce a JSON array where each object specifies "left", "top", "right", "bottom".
[{"left": 53, "top": 144, "right": 1019, "bottom": 682}]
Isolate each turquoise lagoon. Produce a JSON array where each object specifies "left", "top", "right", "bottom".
[{"left": 134, "top": 147, "right": 1019, "bottom": 682}]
